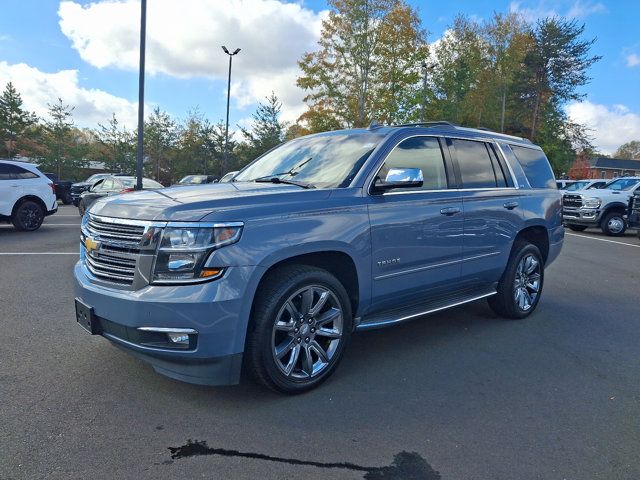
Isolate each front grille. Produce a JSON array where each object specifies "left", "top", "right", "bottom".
[
  {"left": 85, "top": 251, "right": 136, "bottom": 285},
  {"left": 86, "top": 216, "right": 145, "bottom": 245},
  {"left": 563, "top": 194, "right": 582, "bottom": 208},
  {"left": 632, "top": 195, "right": 640, "bottom": 213}
]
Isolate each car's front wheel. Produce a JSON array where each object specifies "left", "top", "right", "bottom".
[
  {"left": 246, "top": 265, "right": 352, "bottom": 393},
  {"left": 601, "top": 212, "right": 626, "bottom": 236},
  {"left": 12, "top": 200, "right": 45, "bottom": 231},
  {"left": 488, "top": 241, "right": 544, "bottom": 320}
]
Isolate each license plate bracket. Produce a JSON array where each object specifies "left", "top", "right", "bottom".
[{"left": 75, "top": 298, "right": 100, "bottom": 334}]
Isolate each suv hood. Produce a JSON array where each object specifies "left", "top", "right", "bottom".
[
  {"left": 88, "top": 181, "right": 333, "bottom": 221},
  {"left": 573, "top": 188, "right": 632, "bottom": 198}
]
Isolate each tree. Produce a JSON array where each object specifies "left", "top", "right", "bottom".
[
  {"left": 0, "top": 82, "right": 36, "bottom": 158},
  {"left": 145, "top": 107, "right": 178, "bottom": 183},
  {"left": 96, "top": 114, "right": 136, "bottom": 174},
  {"left": 297, "top": 0, "right": 427, "bottom": 129},
  {"left": 522, "top": 18, "right": 601, "bottom": 139},
  {"left": 40, "top": 98, "right": 83, "bottom": 178},
  {"left": 567, "top": 152, "right": 592, "bottom": 179},
  {"left": 614, "top": 140, "right": 640, "bottom": 159},
  {"left": 238, "top": 93, "right": 286, "bottom": 164}
]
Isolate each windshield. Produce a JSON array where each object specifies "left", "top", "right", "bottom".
[
  {"left": 233, "top": 132, "right": 387, "bottom": 188},
  {"left": 605, "top": 178, "right": 639, "bottom": 191},
  {"left": 87, "top": 174, "right": 109, "bottom": 182},
  {"left": 179, "top": 175, "right": 207, "bottom": 184},
  {"left": 565, "top": 181, "right": 589, "bottom": 191}
]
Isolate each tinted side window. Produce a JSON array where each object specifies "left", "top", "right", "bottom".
[
  {"left": 0, "top": 163, "right": 38, "bottom": 179},
  {"left": 451, "top": 139, "right": 497, "bottom": 188},
  {"left": 378, "top": 136, "right": 448, "bottom": 190},
  {"left": 0, "top": 164, "right": 12, "bottom": 180},
  {"left": 510, "top": 145, "right": 555, "bottom": 189}
]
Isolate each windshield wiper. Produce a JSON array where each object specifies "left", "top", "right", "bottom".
[{"left": 254, "top": 176, "right": 315, "bottom": 189}]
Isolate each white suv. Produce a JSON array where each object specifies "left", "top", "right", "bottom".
[{"left": 0, "top": 160, "right": 58, "bottom": 231}]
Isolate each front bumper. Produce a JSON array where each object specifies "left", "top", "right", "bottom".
[
  {"left": 74, "top": 261, "right": 264, "bottom": 385},
  {"left": 562, "top": 208, "right": 602, "bottom": 225}
]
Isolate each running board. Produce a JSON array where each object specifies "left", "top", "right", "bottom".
[{"left": 356, "top": 288, "right": 497, "bottom": 331}]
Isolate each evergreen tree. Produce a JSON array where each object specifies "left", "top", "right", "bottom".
[
  {"left": 238, "top": 93, "right": 286, "bottom": 164},
  {"left": 41, "top": 98, "right": 83, "bottom": 178},
  {"left": 0, "top": 82, "right": 36, "bottom": 158},
  {"left": 145, "top": 107, "right": 178, "bottom": 183},
  {"left": 96, "top": 114, "right": 136, "bottom": 174}
]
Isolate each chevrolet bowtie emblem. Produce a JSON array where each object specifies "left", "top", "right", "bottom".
[{"left": 84, "top": 236, "right": 100, "bottom": 253}]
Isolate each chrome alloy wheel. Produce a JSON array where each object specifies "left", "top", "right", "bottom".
[
  {"left": 271, "top": 285, "right": 343, "bottom": 379},
  {"left": 513, "top": 254, "right": 541, "bottom": 311},
  {"left": 607, "top": 216, "right": 625, "bottom": 234}
]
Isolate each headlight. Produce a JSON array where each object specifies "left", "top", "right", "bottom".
[
  {"left": 152, "top": 223, "right": 243, "bottom": 284},
  {"left": 583, "top": 197, "right": 601, "bottom": 208}
]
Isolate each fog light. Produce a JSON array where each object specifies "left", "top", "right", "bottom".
[{"left": 167, "top": 333, "right": 190, "bottom": 344}]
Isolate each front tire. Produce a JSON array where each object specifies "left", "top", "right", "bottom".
[
  {"left": 246, "top": 265, "right": 352, "bottom": 394},
  {"left": 488, "top": 242, "right": 544, "bottom": 320},
  {"left": 601, "top": 212, "right": 626, "bottom": 236},
  {"left": 12, "top": 200, "right": 45, "bottom": 231}
]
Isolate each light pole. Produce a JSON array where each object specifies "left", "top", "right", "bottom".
[
  {"left": 135, "top": 0, "right": 147, "bottom": 190},
  {"left": 421, "top": 62, "right": 434, "bottom": 123},
  {"left": 222, "top": 46, "right": 240, "bottom": 176}
]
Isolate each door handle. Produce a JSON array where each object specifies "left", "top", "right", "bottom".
[
  {"left": 503, "top": 201, "right": 519, "bottom": 210},
  {"left": 440, "top": 207, "right": 461, "bottom": 216}
]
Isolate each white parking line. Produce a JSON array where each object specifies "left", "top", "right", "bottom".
[
  {"left": 566, "top": 233, "right": 640, "bottom": 248},
  {"left": 0, "top": 252, "right": 78, "bottom": 255}
]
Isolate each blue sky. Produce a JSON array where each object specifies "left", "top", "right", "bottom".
[{"left": 0, "top": 0, "right": 638, "bottom": 153}]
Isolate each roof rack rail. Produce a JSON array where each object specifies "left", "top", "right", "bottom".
[{"left": 392, "top": 121, "right": 459, "bottom": 129}]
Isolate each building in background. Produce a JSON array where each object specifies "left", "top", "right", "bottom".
[{"left": 586, "top": 157, "right": 640, "bottom": 179}]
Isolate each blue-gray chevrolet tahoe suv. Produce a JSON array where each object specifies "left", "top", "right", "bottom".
[{"left": 74, "top": 122, "right": 564, "bottom": 393}]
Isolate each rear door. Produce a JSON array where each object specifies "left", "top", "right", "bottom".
[
  {"left": 367, "top": 135, "right": 463, "bottom": 312},
  {"left": 0, "top": 163, "right": 22, "bottom": 215},
  {"left": 447, "top": 138, "right": 523, "bottom": 286}
]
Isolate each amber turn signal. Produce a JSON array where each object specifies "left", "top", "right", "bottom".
[{"left": 199, "top": 268, "right": 223, "bottom": 278}]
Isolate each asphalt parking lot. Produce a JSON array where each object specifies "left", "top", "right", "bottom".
[{"left": 1, "top": 205, "right": 639, "bottom": 480}]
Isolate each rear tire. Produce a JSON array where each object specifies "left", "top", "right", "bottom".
[
  {"left": 12, "top": 200, "right": 45, "bottom": 231},
  {"left": 601, "top": 211, "right": 626, "bottom": 236},
  {"left": 567, "top": 225, "right": 587, "bottom": 232},
  {"left": 488, "top": 242, "right": 544, "bottom": 320},
  {"left": 246, "top": 265, "right": 352, "bottom": 394}
]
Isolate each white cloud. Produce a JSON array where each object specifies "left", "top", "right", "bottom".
[
  {"left": 509, "top": 1, "right": 606, "bottom": 22},
  {"left": 626, "top": 53, "right": 640, "bottom": 68},
  {"left": 58, "top": 0, "right": 328, "bottom": 121},
  {"left": 566, "top": 101, "right": 640, "bottom": 154},
  {"left": 0, "top": 61, "right": 138, "bottom": 127}
]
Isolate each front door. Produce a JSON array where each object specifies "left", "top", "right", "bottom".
[
  {"left": 367, "top": 136, "right": 463, "bottom": 313},
  {"left": 0, "top": 163, "right": 23, "bottom": 216}
]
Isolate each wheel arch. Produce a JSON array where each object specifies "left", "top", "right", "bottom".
[
  {"left": 12, "top": 195, "right": 47, "bottom": 217},
  {"left": 514, "top": 224, "right": 549, "bottom": 264}
]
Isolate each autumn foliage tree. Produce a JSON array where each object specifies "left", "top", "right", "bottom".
[{"left": 567, "top": 153, "right": 592, "bottom": 179}]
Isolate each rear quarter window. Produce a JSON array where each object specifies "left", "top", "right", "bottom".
[{"left": 510, "top": 145, "right": 556, "bottom": 189}]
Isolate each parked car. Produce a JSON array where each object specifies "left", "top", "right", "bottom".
[
  {"left": 71, "top": 173, "right": 125, "bottom": 206},
  {"left": 562, "top": 179, "right": 608, "bottom": 192},
  {"left": 556, "top": 179, "right": 576, "bottom": 190},
  {"left": 562, "top": 177, "right": 640, "bottom": 235},
  {"left": 44, "top": 173, "right": 73, "bottom": 204},
  {"left": 219, "top": 171, "right": 238, "bottom": 182},
  {"left": 176, "top": 175, "right": 219, "bottom": 185},
  {"left": 0, "top": 160, "right": 57, "bottom": 231},
  {"left": 77, "top": 176, "right": 164, "bottom": 216},
  {"left": 74, "top": 122, "right": 563, "bottom": 393},
  {"left": 627, "top": 191, "right": 640, "bottom": 239}
]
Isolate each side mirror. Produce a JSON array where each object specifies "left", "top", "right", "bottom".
[{"left": 372, "top": 167, "right": 424, "bottom": 193}]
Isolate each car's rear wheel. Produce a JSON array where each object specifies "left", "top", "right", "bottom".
[
  {"left": 488, "top": 242, "right": 544, "bottom": 320},
  {"left": 567, "top": 225, "right": 587, "bottom": 232},
  {"left": 12, "top": 200, "right": 45, "bottom": 231},
  {"left": 246, "top": 265, "right": 352, "bottom": 394},
  {"left": 601, "top": 212, "right": 626, "bottom": 236}
]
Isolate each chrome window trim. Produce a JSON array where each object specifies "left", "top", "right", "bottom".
[
  {"left": 366, "top": 134, "right": 523, "bottom": 196},
  {"left": 374, "top": 251, "right": 500, "bottom": 280}
]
